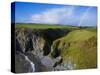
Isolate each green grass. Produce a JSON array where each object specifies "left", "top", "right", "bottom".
[
  {"left": 52, "top": 29, "right": 97, "bottom": 69},
  {"left": 61, "top": 30, "right": 96, "bottom": 42},
  {"left": 16, "top": 23, "right": 79, "bottom": 29}
]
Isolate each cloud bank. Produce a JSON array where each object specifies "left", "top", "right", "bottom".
[
  {"left": 31, "top": 6, "right": 97, "bottom": 26},
  {"left": 31, "top": 6, "right": 76, "bottom": 25}
]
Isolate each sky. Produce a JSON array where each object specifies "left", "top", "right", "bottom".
[{"left": 14, "top": 2, "right": 97, "bottom": 26}]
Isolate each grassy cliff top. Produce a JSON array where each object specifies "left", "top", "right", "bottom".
[{"left": 52, "top": 29, "right": 97, "bottom": 69}]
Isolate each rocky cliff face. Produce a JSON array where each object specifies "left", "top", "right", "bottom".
[
  {"left": 15, "top": 28, "right": 70, "bottom": 73},
  {"left": 15, "top": 28, "right": 97, "bottom": 73}
]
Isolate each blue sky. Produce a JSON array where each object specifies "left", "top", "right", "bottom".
[{"left": 15, "top": 2, "right": 97, "bottom": 26}]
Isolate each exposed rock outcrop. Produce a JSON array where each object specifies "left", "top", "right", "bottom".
[
  {"left": 15, "top": 28, "right": 70, "bottom": 73},
  {"left": 15, "top": 28, "right": 97, "bottom": 73},
  {"left": 15, "top": 52, "right": 35, "bottom": 73}
]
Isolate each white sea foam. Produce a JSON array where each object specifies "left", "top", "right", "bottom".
[{"left": 25, "top": 56, "right": 35, "bottom": 72}]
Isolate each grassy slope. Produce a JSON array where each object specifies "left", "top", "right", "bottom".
[{"left": 52, "top": 29, "right": 97, "bottom": 69}]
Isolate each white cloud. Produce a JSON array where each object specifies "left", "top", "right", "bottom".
[{"left": 31, "top": 6, "right": 75, "bottom": 25}]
